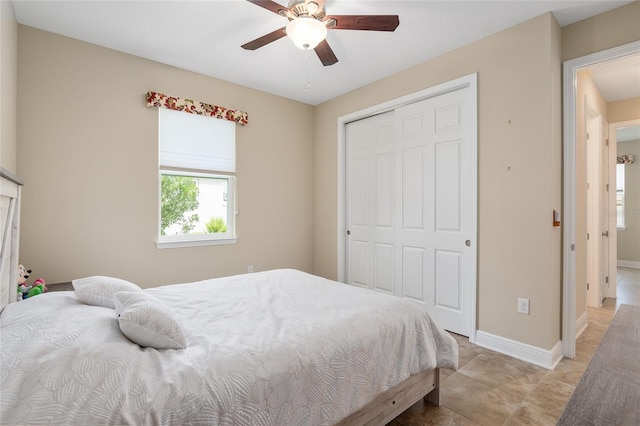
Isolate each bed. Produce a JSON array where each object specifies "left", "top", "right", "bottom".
[{"left": 0, "top": 269, "right": 458, "bottom": 425}]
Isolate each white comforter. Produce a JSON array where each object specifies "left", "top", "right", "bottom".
[{"left": 0, "top": 269, "right": 457, "bottom": 425}]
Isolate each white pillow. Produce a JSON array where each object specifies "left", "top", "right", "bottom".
[
  {"left": 72, "top": 276, "right": 141, "bottom": 308},
  {"left": 114, "top": 291, "right": 187, "bottom": 350}
]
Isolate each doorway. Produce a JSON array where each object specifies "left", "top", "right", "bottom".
[
  {"left": 612, "top": 120, "right": 640, "bottom": 275},
  {"left": 562, "top": 40, "right": 640, "bottom": 358}
]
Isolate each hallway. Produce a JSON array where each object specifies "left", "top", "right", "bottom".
[{"left": 616, "top": 267, "right": 640, "bottom": 307}]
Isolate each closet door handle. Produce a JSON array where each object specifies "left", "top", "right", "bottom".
[{"left": 465, "top": 240, "right": 471, "bottom": 247}]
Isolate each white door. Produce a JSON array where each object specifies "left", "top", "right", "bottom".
[
  {"left": 346, "top": 111, "right": 396, "bottom": 294},
  {"left": 586, "top": 105, "right": 603, "bottom": 307},
  {"left": 395, "top": 89, "right": 475, "bottom": 336},
  {"left": 345, "top": 85, "right": 476, "bottom": 336}
]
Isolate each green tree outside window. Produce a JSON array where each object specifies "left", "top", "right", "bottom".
[{"left": 160, "top": 175, "right": 200, "bottom": 235}]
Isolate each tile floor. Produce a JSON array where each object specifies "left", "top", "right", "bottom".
[{"left": 388, "top": 267, "right": 640, "bottom": 426}]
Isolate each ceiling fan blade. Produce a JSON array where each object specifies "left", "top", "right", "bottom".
[
  {"left": 325, "top": 15, "right": 400, "bottom": 31},
  {"left": 241, "top": 27, "right": 287, "bottom": 50},
  {"left": 314, "top": 39, "right": 338, "bottom": 66},
  {"left": 246, "top": 0, "right": 289, "bottom": 16}
]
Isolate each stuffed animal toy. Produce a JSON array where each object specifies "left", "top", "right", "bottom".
[
  {"left": 17, "top": 264, "right": 31, "bottom": 285},
  {"left": 27, "top": 279, "right": 47, "bottom": 298},
  {"left": 18, "top": 281, "right": 33, "bottom": 300},
  {"left": 17, "top": 264, "right": 31, "bottom": 301},
  {"left": 16, "top": 264, "right": 46, "bottom": 300},
  {"left": 27, "top": 282, "right": 46, "bottom": 298},
  {"left": 33, "top": 278, "right": 47, "bottom": 292}
]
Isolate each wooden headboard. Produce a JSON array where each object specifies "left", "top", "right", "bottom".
[{"left": 1, "top": 168, "right": 23, "bottom": 311}]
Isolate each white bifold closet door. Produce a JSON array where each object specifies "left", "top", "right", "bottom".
[{"left": 346, "top": 86, "right": 475, "bottom": 336}]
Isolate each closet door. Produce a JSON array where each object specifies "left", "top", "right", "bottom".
[
  {"left": 345, "top": 84, "right": 476, "bottom": 336},
  {"left": 395, "top": 87, "right": 475, "bottom": 336},
  {"left": 345, "top": 111, "right": 395, "bottom": 295}
]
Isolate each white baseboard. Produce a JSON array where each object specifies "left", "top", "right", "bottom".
[
  {"left": 576, "top": 311, "right": 589, "bottom": 339},
  {"left": 474, "top": 331, "right": 563, "bottom": 370},
  {"left": 618, "top": 260, "right": 640, "bottom": 269}
]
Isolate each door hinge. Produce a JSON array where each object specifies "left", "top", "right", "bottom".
[
  {"left": 587, "top": 233, "right": 590, "bottom": 240},
  {"left": 606, "top": 276, "right": 609, "bottom": 284},
  {"left": 587, "top": 182, "right": 590, "bottom": 190},
  {"left": 587, "top": 133, "right": 590, "bottom": 140},
  {"left": 606, "top": 183, "right": 609, "bottom": 192},
  {"left": 587, "top": 283, "right": 590, "bottom": 290},
  {"left": 606, "top": 138, "right": 609, "bottom": 146}
]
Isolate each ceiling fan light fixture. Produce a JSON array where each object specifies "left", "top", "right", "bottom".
[{"left": 286, "top": 17, "right": 327, "bottom": 50}]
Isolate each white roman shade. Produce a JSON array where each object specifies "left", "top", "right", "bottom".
[{"left": 159, "top": 107, "right": 236, "bottom": 173}]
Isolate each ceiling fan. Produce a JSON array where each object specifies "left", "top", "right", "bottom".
[{"left": 241, "top": 0, "right": 400, "bottom": 66}]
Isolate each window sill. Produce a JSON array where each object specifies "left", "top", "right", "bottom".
[
  {"left": 617, "top": 227, "right": 627, "bottom": 231},
  {"left": 156, "top": 237, "right": 237, "bottom": 249}
]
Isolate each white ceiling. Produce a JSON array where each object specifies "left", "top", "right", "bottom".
[
  {"left": 10, "top": 0, "right": 636, "bottom": 105},
  {"left": 617, "top": 124, "right": 640, "bottom": 142}
]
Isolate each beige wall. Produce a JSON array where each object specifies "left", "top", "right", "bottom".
[
  {"left": 617, "top": 139, "right": 640, "bottom": 262},
  {"left": 609, "top": 97, "right": 640, "bottom": 123},
  {"left": 17, "top": 26, "right": 315, "bottom": 286},
  {"left": 562, "top": 1, "right": 640, "bottom": 62},
  {"left": 0, "top": 0, "right": 18, "bottom": 173},
  {"left": 314, "top": 14, "right": 562, "bottom": 350}
]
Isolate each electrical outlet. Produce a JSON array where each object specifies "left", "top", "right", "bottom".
[
  {"left": 517, "top": 297, "right": 530, "bottom": 315},
  {"left": 247, "top": 265, "right": 254, "bottom": 273}
]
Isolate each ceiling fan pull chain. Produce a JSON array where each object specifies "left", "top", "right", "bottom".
[{"left": 304, "top": 48, "right": 312, "bottom": 93}]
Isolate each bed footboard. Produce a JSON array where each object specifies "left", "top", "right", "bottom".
[{"left": 336, "top": 368, "right": 440, "bottom": 425}]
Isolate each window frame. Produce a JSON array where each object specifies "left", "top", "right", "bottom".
[
  {"left": 156, "top": 169, "right": 237, "bottom": 249},
  {"left": 616, "top": 163, "right": 625, "bottom": 230}
]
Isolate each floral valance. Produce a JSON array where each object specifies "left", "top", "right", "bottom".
[
  {"left": 145, "top": 91, "right": 248, "bottom": 125},
  {"left": 617, "top": 154, "right": 635, "bottom": 164}
]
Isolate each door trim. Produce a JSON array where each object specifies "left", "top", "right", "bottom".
[
  {"left": 562, "top": 40, "right": 640, "bottom": 358},
  {"left": 337, "top": 73, "right": 478, "bottom": 342}
]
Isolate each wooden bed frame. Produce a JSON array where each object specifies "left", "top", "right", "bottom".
[{"left": 338, "top": 368, "right": 440, "bottom": 425}]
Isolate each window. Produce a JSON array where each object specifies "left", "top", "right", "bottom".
[
  {"left": 616, "top": 163, "right": 625, "bottom": 229},
  {"left": 157, "top": 108, "right": 236, "bottom": 248}
]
